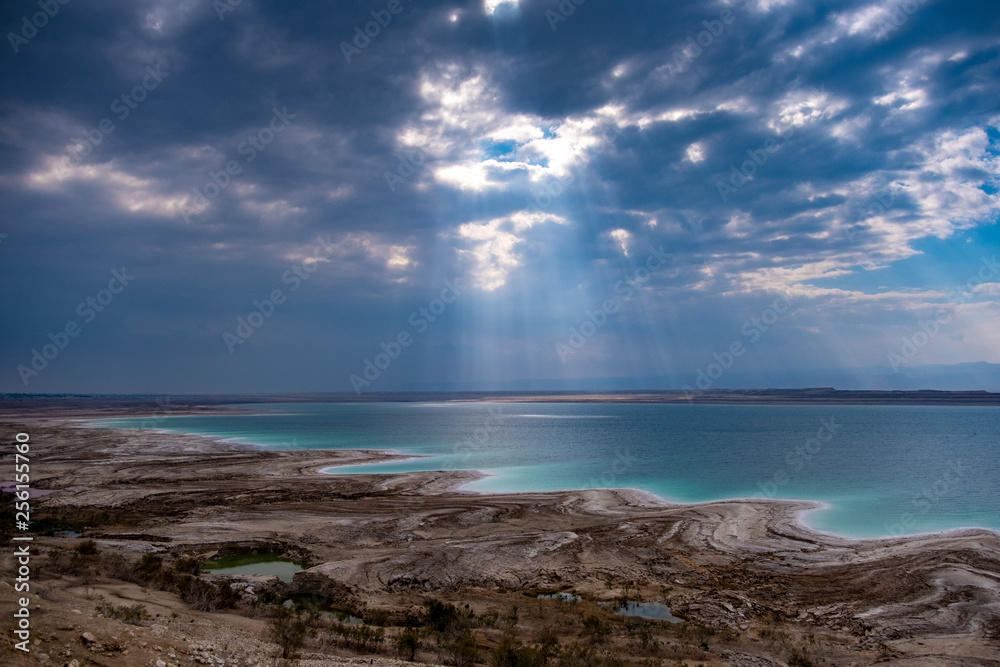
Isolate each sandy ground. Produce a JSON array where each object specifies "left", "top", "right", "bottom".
[{"left": 1, "top": 409, "right": 998, "bottom": 666}]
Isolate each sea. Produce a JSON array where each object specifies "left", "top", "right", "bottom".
[{"left": 91, "top": 402, "right": 1000, "bottom": 539}]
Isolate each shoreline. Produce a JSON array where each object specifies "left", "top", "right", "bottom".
[
  {"left": 5, "top": 410, "right": 1000, "bottom": 665},
  {"left": 69, "top": 413, "right": 1000, "bottom": 544}
]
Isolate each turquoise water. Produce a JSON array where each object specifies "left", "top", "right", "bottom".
[{"left": 92, "top": 402, "right": 1000, "bottom": 539}]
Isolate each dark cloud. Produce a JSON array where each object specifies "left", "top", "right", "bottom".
[{"left": 1, "top": 0, "right": 998, "bottom": 392}]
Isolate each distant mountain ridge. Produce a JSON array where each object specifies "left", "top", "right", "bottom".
[{"left": 389, "top": 362, "right": 1000, "bottom": 392}]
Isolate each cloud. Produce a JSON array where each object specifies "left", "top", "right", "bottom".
[
  {"left": 1, "top": 0, "right": 998, "bottom": 391},
  {"left": 25, "top": 155, "right": 189, "bottom": 218},
  {"left": 483, "top": 0, "right": 519, "bottom": 16},
  {"left": 451, "top": 211, "right": 568, "bottom": 291},
  {"left": 401, "top": 64, "right": 624, "bottom": 193}
]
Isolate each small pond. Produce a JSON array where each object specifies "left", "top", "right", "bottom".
[
  {"left": 201, "top": 554, "right": 304, "bottom": 583},
  {"left": 537, "top": 592, "right": 581, "bottom": 602},
  {"left": 599, "top": 601, "right": 683, "bottom": 623}
]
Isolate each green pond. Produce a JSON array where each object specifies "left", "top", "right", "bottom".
[{"left": 201, "top": 554, "right": 304, "bottom": 583}]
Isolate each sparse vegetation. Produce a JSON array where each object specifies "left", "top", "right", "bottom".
[
  {"left": 787, "top": 648, "right": 813, "bottom": 667},
  {"left": 425, "top": 598, "right": 462, "bottom": 632},
  {"left": 46, "top": 544, "right": 99, "bottom": 577},
  {"left": 326, "top": 621, "right": 385, "bottom": 652},
  {"left": 74, "top": 539, "right": 100, "bottom": 555},
  {"left": 364, "top": 607, "right": 389, "bottom": 626},
  {"left": 134, "top": 553, "right": 164, "bottom": 582},
  {"left": 554, "top": 641, "right": 624, "bottom": 667},
  {"left": 25, "top": 505, "right": 116, "bottom": 536},
  {"left": 442, "top": 628, "right": 480, "bottom": 667},
  {"left": 23, "top": 526, "right": 977, "bottom": 667},
  {"left": 177, "top": 576, "right": 240, "bottom": 611},
  {"left": 490, "top": 629, "right": 547, "bottom": 667},
  {"left": 95, "top": 600, "right": 151, "bottom": 625},
  {"left": 43, "top": 544, "right": 840, "bottom": 667},
  {"left": 174, "top": 556, "right": 201, "bottom": 575},
  {"left": 67, "top": 551, "right": 241, "bottom": 612},
  {"left": 582, "top": 614, "right": 611, "bottom": 644},
  {"left": 270, "top": 605, "right": 307, "bottom": 660},
  {"left": 396, "top": 626, "right": 421, "bottom": 660}
]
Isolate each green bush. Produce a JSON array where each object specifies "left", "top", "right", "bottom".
[
  {"left": 425, "top": 598, "right": 461, "bottom": 633},
  {"left": 45, "top": 548, "right": 71, "bottom": 575},
  {"left": 174, "top": 557, "right": 200, "bottom": 575},
  {"left": 396, "top": 627, "right": 421, "bottom": 661},
  {"left": 134, "top": 554, "right": 163, "bottom": 582},
  {"left": 270, "top": 606, "right": 307, "bottom": 660},
  {"left": 443, "top": 629, "right": 479, "bottom": 667},
  {"left": 98, "top": 552, "right": 133, "bottom": 580}
]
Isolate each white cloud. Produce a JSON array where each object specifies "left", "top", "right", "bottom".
[
  {"left": 239, "top": 199, "right": 306, "bottom": 221},
  {"left": 833, "top": 1, "right": 927, "bottom": 41},
  {"left": 770, "top": 86, "right": 847, "bottom": 132},
  {"left": 25, "top": 155, "right": 189, "bottom": 218},
  {"left": 281, "top": 234, "right": 418, "bottom": 278},
  {"left": 608, "top": 228, "right": 632, "bottom": 256},
  {"left": 395, "top": 65, "right": 623, "bottom": 192},
  {"left": 685, "top": 143, "right": 706, "bottom": 163},
  {"left": 874, "top": 77, "right": 929, "bottom": 114},
  {"left": 141, "top": 0, "right": 202, "bottom": 34},
  {"left": 452, "top": 211, "right": 567, "bottom": 290},
  {"left": 484, "top": 0, "right": 519, "bottom": 16}
]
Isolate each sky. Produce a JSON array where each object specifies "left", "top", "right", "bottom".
[{"left": 0, "top": 0, "right": 998, "bottom": 394}]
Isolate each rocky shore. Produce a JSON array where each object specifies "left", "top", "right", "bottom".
[{"left": 1, "top": 406, "right": 998, "bottom": 666}]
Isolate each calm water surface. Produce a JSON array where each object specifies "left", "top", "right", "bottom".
[{"left": 93, "top": 402, "right": 1000, "bottom": 539}]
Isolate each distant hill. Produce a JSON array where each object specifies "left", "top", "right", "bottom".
[{"left": 388, "top": 362, "right": 1000, "bottom": 393}]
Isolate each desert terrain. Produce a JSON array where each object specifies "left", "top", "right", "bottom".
[{"left": 1, "top": 399, "right": 998, "bottom": 666}]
